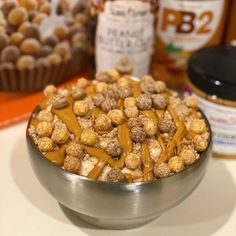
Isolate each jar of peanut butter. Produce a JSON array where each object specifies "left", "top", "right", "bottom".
[
  {"left": 151, "top": 0, "right": 228, "bottom": 91},
  {"left": 187, "top": 46, "right": 236, "bottom": 158}
]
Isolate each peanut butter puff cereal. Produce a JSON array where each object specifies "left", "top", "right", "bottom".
[{"left": 29, "top": 69, "right": 210, "bottom": 182}]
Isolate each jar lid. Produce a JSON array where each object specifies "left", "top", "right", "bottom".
[{"left": 188, "top": 46, "right": 236, "bottom": 101}]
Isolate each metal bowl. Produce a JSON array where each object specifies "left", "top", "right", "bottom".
[{"left": 26, "top": 107, "right": 212, "bottom": 229}]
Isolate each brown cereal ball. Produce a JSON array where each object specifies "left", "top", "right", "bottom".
[
  {"left": 124, "top": 106, "right": 139, "bottom": 118},
  {"left": 63, "top": 156, "right": 81, "bottom": 174},
  {"left": 95, "top": 114, "right": 112, "bottom": 131},
  {"left": 38, "top": 137, "right": 54, "bottom": 152},
  {"left": 16, "top": 55, "right": 35, "bottom": 70},
  {"left": 75, "top": 13, "right": 89, "bottom": 25},
  {"left": 184, "top": 96, "right": 198, "bottom": 108},
  {"left": 136, "top": 94, "right": 152, "bottom": 110},
  {"left": 101, "top": 98, "right": 117, "bottom": 112},
  {"left": 37, "top": 110, "right": 53, "bottom": 122},
  {"left": 71, "top": 32, "right": 87, "bottom": 47},
  {"left": 9, "top": 32, "right": 24, "bottom": 46},
  {"left": 36, "top": 121, "right": 53, "bottom": 137},
  {"left": 179, "top": 147, "right": 197, "bottom": 166},
  {"left": 20, "top": 38, "right": 41, "bottom": 55},
  {"left": 107, "top": 69, "right": 120, "bottom": 82},
  {"left": 43, "top": 35, "right": 59, "bottom": 47},
  {"left": 39, "top": 2, "right": 51, "bottom": 15},
  {"left": 54, "top": 26, "right": 69, "bottom": 41},
  {"left": 117, "top": 86, "right": 133, "bottom": 99},
  {"left": 0, "top": 33, "right": 9, "bottom": 52},
  {"left": 32, "top": 13, "right": 47, "bottom": 25},
  {"left": 107, "top": 109, "right": 124, "bottom": 126},
  {"left": 73, "top": 100, "right": 89, "bottom": 116},
  {"left": 124, "top": 97, "right": 136, "bottom": 108},
  {"left": 117, "top": 76, "right": 131, "bottom": 87},
  {"left": 95, "top": 82, "right": 108, "bottom": 94},
  {"left": 153, "top": 162, "right": 171, "bottom": 178},
  {"left": 72, "top": 87, "right": 86, "bottom": 100},
  {"left": 107, "top": 169, "right": 124, "bottom": 183},
  {"left": 92, "top": 93, "right": 105, "bottom": 107},
  {"left": 19, "top": 0, "right": 38, "bottom": 11},
  {"left": 106, "top": 139, "right": 123, "bottom": 157},
  {"left": 8, "top": 7, "right": 28, "bottom": 26},
  {"left": 95, "top": 71, "right": 111, "bottom": 83},
  {"left": 80, "top": 129, "right": 98, "bottom": 146},
  {"left": 66, "top": 142, "right": 84, "bottom": 158},
  {"left": 190, "top": 119, "right": 206, "bottom": 134},
  {"left": 130, "top": 126, "right": 146, "bottom": 143},
  {"left": 38, "top": 45, "right": 53, "bottom": 58},
  {"left": 51, "top": 123, "right": 70, "bottom": 144},
  {"left": 168, "top": 156, "right": 185, "bottom": 173},
  {"left": 2, "top": 2, "right": 16, "bottom": 18},
  {"left": 143, "top": 119, "right": 157, "bottom": 137},
  {"left": 76, "top": 78, "right": 88, "bottom": 88},
  {"left": 18, "top": 22, "right": 40, "bottom": 39},
  {"left": 47, "top": 53, "right": 62, "bottom": 66},
  {"left": 127, "top": 117, "right": 142, "bottom": 129},
  {"left": 54, "top": 41, "right": 70, "bottom": 58},
  {"left": 52, "top": 94, "right": 68, "bottom": 109},
  {"left": 115, "top": 57, "right": 133, "bottom": 75},
  {"left": 1, "top": 46, "right": 20, "bottom": 63},
  {"left": 125, "top": 153, "right": 141, "bottom": 170},
  {"left": 152, "top": 94, "right": 168, "bottom": 109},
  {"left": 43, "top": 84, "right": 56, "bottom": 96},
  {"left": 193, "top": 135, "right": 208, "bottom": 152},
  {"left": 154, "top": 81, "right": 166, "bottom": 93}
]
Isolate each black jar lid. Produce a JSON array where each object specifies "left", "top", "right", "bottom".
[{"left": 188, "top": 45, "right": 236, "bottom": 101}]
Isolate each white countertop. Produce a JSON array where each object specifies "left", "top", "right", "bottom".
[{"left": 1, "top": 122, "right": 236, "bottom": 236}]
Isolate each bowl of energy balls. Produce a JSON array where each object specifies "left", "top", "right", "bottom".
[
  {"left": 26, "top": 70, "right": 212, "bottom": 229},
  {"left": 0, "top": 0, "right": 91, "bottom": 91}
]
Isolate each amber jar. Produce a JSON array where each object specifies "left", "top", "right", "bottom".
[{"left": 187, "top": 46, "right": 236, "bottom": 159}]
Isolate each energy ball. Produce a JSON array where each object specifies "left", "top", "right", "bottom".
[
  {"left": 179, "top": 147, "right": 197, "bottom": 166},
  {"left": 189, "top": 119, "right": 206, "bottom": 134},
  {"left": 76, "top": 78, "right": 89, "bottom": 88},
  {"left": 9, "top": 32, "right": 24, "bottom": 46},
  {"left": 80, "top": 129, "right": 98, "bottom": 146},
  {"left": 95, "top": 82, "right": 108, "bottom": 94},
  {"left": 106, "top": 139, "right": 122, "bottom": 157},
  {"left": 47, "top": 53, "right": 62, "bottom": 66},
  {"left": 124, "top": 97, "right": 136, "bottom": 108},
  {"left": 117, "top": 76, "right": 131, "bottom": 87},
  {"left": 18, "top": 22, "right": 40, "bottom": 39},
  {"left": 37, "top": 110, "right": 53, "bottom": 122},
  {"left": 72, "top": 87, "right": 86, "bottom": 100},
  {"left": 16, "top": 55, "right": 35, "bottom": 70},
  {"left": 0, "top": 33, "right": 9, "bottom": 52},
  {"left": 43, "top": 84, "right": 57, "bottom": 96},
  {"left": 125, "top": 153, "right": 141, "bottom": 170},
  {"left": 95, "top": 114, "right": 112, "bottom": 131},
  {"left": 36, "top": 121, "right": 53, "bottom": 137},
  {"left": 153, "top": 162, "right": 170, "bottom": 178},
  {"left": 107, "top": 169, "right": 124, "bottom": 183},
  {"left": 193, "top": 135, "right": 208, "bottom": 152},
  {"left": 52, "top": 94, "right": 68, "bottom": 109},
  {"left": 71, "top": 32, "right": 87, "bottom": 47},
  {"left": 92, "top": 93, "right": 105, "bottom": 107},
  {"left": 168, "top": 156, "right": 185, "bottom": 173},
  {"left": 152, "top": 94, "right": 168, "bottom": 109},
  {"left": 38, "top": 45, "right": 53, "bottom": 58},
  {"left": 136, "top": 94, "right": 152, "bottom": 110},
  {"left": 53, "top": 26, "right": 69, "bottom": 41},
  {"left": 117, "top": 86, "right": 133, "bottom": 99},
  {"left": 115, "top": 57, "right": 133, "bottom": 75},
  {"left": 54, "top": 41, "right": 70, "bottom": 58},
  {"left": 20, "top": 38, "right": 41, "bottom": 55},
  {"left": 130, "top": 126, "right": 146, "bottom": 143},
  {"left": 63, "top": 156, "right": 81, "bottom": 174},
  {"left": 107, "top": 109, "right": 124, "bottom": 126},
  {"left": 154, "top": 81, "right": 166, "bottom": 93},
  {"left": 8, "top": 7, "right": 28, "bottom": 26},
  {"left": 73, "top": 100, "right": 89, "bottom": 116},
  {"left": 1, "top": 46, "right": 20, "bottom": 63},
  {"left": 143, "top": 119, "right": 157, "bottom": 137},
  {"left": 75, "top": 13, "right": 89, "bottom": 26},
  {"left": 19, "top": 0, "right": 38, "bottom": 11},
  {"left": 51, "top": 123, "right": 70, "bottom": 144},
  {"left": 38, "top": 137, "right": 54, "bottom": 152},
  {"left": 124, "top": 106, "right": 139, "bottom": 118},
  {"left": 101, "top": 98, "right": 117, "bottom": 112},
  {"left": 107, "top": 69, "right": 120, "bottom": 82},
  {"left": 127, "top": 117, "right": 143, "bottom": 129},
  {"left": 66, "top": 142, "right": 84, "bottom": 158}
]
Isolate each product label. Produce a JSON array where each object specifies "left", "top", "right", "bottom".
[
  {"left": 96, "top": 0, "right": 154, "bottom": 77},
  {"left": 158, "top": 0, "right": 224, "bottom": 51},
  {"left": 195, "top": 95, "right": 236, "bottom": 155}
]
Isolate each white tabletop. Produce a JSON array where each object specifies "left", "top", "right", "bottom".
[{"left": 1, "top": 122, "right": 236, "bottom": 236}]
